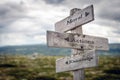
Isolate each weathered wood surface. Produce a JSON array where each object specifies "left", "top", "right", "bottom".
[
  {"left": 73, "top": 69, "right": 85, "bottom": 80},
  {"left": 47, "top": 31, "right": 109, "bottom": 50},
  {"left": 56, "top": 49, "right": 98, "bottom": 73},
  {"left": 71, "top": 25, "right": 85, "bottom": 80},
  {"left": 55, "top": 5, "right": 94, "bottom": 32}
]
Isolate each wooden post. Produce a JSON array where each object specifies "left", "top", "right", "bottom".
[
  {"left": 70, "top": 8, "right": 85, "bottom": 80},
  {"left": 73, "top": 69, "right": 85, "bottom": 80},
  {"left": 47, "top": 5, "right": 109, "bottom": 80}
]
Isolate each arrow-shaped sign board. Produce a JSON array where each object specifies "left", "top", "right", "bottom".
[
  {"left": 55, "top": 5, "right": 94, "bottom": 32},
  {"left": 56, "top": 49, "right": 98, "bottom": 73},
  {"left": 47, "top": 31, "right": 109, "bottom": 50}
]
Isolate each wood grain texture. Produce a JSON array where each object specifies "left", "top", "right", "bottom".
[
  {"left": 73, "top": 69, "right": 85, "bottom": 80},
  {"left": 56, "top": 49, "right": 98, "bottom": 73},
  {"left": 55, "top": 5, "right": 94, "bottom": 32},
  {"left": 47, "top": 31, "right": 109, "bottom": 50}
]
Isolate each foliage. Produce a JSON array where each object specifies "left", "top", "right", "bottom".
[{"left": 0, "top": 55, "right": 120, "bottom": 80}]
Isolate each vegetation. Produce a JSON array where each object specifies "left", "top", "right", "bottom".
[{"left": 0, "top": 55, "right": 120, "bottom": 80}]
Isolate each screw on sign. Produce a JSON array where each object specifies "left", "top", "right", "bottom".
[{"left": 47, "top": 5, "right": 109, "bottom": 80}]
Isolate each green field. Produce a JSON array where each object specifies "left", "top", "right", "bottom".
[{"left": 0, "top": 55, "right": 120, "bottom": 80}]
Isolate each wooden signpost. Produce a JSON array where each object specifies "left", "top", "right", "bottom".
[
  {"left": 56, "top": 49, "right": 98, "bottom": 73},
  {"left": 55, "top": 5, "right": 94, "bottom": 32},
  {"left": 47, "top": 5, "right": 109, "bottom": 80},
  {"left": 47, "top": 31, "right": 109, "bottom": 50}
]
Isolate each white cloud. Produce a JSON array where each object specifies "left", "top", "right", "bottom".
[
  {"left": 0, "top": 0, "right": 120, "bottom": 46},
  {"left": 83, "top": 23, "right": 120, "bottom": 43},
  {"left": 0, "top": 33, "right": 27, "bottom": 46},
  {"left": 0, "top": 0, "right": 69, "bottom": 46},
  {"left": 83, "top": 24, "right": 110, "bottom": 37},
  {"left": 0, "top": 33, "right": 46, "bottom": 46},
  {"left": 33, "top": 35, "right": 46, "bottom": 43}
]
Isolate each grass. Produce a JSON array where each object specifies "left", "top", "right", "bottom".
[
  {"left": 0, "top": 55, "right": 120, "bottom": 80},
  {"left": 85, "top": 56, "right": 120, "bottom": 80}
]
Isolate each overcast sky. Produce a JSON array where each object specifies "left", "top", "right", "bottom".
[{"left": 0, "top": 0, "right": 120, "bottom": 46}]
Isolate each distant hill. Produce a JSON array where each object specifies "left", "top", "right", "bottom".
[
  {"left": 0, "top": 44, "right": 120, "bottom": 56},
  {"left": 97, "top": 43, "right": 120, "bottom": 56},
  {"left": 0, "top": 44, "right": 71, "bottom": 56}
]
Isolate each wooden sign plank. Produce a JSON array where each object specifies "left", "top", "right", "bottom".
[
  {"left": 47, "top": 31, "right": 109, "bottom": 50},
  {"left": 56, "top": 49, "right": 98, "bottom": 73},
  {"left": 55, "top": 5, "right": 94, "bottom": 32}
]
